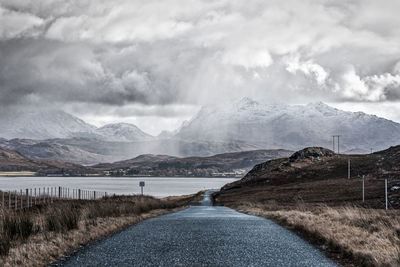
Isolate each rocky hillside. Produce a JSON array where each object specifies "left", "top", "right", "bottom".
[{"left": 214, "top": 146, "right": 400, "bottom": 208}]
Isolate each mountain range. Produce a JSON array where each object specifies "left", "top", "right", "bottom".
[
  {"left": 177, "top": 98, "right": 400, "bottom": 152},
  {"left": 1, "top": 98, "right": 400, "bottom": 164},
  {"left": 0, "top": 147, "right": 291, "bottom": 177},
  {"left": 0, "top": 110, "right": 153, "bottom": 142}
]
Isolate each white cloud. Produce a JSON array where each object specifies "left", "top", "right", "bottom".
[
  {"left": 1, "top": 0, "right": 400, "bottom": 132},
  {"left": 222, "top": 48, "right": 273, "bottom": 69},
  {"left": 338, "top": 66, "right": 400, "bottom": 101},
  {"left": 285, "top": 55, "right": 328, "bottom": 85}
]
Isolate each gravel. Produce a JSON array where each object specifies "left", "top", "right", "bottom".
[{"left": 52, "top": 191, "right": 339, "bottom": 266}]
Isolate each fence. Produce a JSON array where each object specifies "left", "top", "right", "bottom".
[
  {"left": 0, "top": 187, "right": 108, "bottom": 210},
  {"left": 359, "top": 177, "right": 400, "bottom": 210}
]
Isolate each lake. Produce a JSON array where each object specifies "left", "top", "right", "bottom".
[{"left": 0, "top": 177, "right": 239, "bottom": 198}]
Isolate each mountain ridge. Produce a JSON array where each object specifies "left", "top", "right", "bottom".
[
  {"left": 177, "top": 98, "right": 400, "bottom": 152},
  {"left": 1, "top": 98, "right": 400, "bottom": 164}
]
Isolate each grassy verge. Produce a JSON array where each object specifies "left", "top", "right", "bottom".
[
  {"left": 227, "top": 201, "right": 400, "bottom": 267},
  {"left": 0, "top": 192, "right": 202, "bottom": 266}
]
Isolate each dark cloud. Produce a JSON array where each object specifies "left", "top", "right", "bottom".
[{"left": 0, "top": 0, "right": 400, "bottom": 133}]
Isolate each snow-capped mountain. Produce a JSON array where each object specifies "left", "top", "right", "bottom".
[
  {"left": 2, "top": 98, "right": 400, "bottom": 164},
  {"left": 95, "top": 123, "right": 154, "bottom": 142},
  {"left": 157, "top": 120, "right": 189, "bottom": 139},
  {"left": 177, "top": 97, "right": 400, "bottom": 152},
  {"left": 0, "top": 110, "right": 154, "bottom": 143},
  {"left": 0, "top": 110, "right": 96, "bottom": 140}
]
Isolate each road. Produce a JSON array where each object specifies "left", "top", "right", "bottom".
[{"left": 53, "top": 191, "right": 339, "bottom": 266}]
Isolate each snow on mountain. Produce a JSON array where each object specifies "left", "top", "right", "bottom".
[
  {"left": 177, "top": 98, "right": 400, "bottom": 152},
  {"left": 2, "top": 99, "right": 400, "bottom": 158},
  {"left": 95, "top": 123, "right": 154, "bottom": 142},
  {"left": 0, "top": 110, "right": 96, "bottom": 140},
  {"left": 157, "top": 120, "right": 190, "bottom": 139},
  {"left": 0, "top": 110, "right": 154, "bottom": 143}
]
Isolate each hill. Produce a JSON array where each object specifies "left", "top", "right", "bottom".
[
  {"left": 213, "top": 146, "right": 400, "bottom": 266},
  {"left": 214, "top": 146, "right": 400, "bottom": 208},
  {"left": 0, "top": 147, "right": 95, "bottom": 176},
  {"left": 93, "top": 149, "right": 293, "bottom": 177}
]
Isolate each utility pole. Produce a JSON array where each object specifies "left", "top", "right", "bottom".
[
  {"left": 332, "top": 136, "right": 335, "bottom": 152},
  {"left": 332, "top": 135, "right": 341, "bottom": 157}
]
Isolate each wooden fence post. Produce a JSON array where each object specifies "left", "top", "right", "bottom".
[
  {"left": 15, "top": 190, "right": 17, "bottom": 210},
  {"left": 26, "top": 189, "right": 29, "bottom": 208},
  {"left": 9, "top": 191, "right": 11, "bottom": 209}
]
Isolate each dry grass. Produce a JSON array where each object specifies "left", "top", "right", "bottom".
[
  {"left": 0, "top": 192, "right": 201, "bottom": 266},
  {"left": 230, "top": 202, "right": 400, "bottom": 267}
]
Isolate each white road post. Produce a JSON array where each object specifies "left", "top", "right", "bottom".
[
  {"left": 385, "top": 179, "right": 388, "bottom": 210},
  {"left": 362, "top": 175, "right": 365, "bottom": 203},
  {"left": 348, "top": 159, "right": 350, "bottom": 179}
]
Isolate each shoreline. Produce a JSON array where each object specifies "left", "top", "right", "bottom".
[{"left": 0, "top": 175, "right": 242, "bottom": 179}]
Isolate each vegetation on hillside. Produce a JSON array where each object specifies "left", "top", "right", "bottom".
[{"left": 214, "top": 146, "right": 400, "bottom": 266}]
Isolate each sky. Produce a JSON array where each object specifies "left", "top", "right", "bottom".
[{"left": 0, "top": 0, "right": 400, "bottom": 135}]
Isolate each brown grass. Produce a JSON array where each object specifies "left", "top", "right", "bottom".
[
  {"left": 0, "top": 192, "right": 202, "bottom": 266},
  {"left": 229, "top": 201, "right": 400, "bottom": 267}
]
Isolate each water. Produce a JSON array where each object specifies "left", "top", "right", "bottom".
[{"left": 0, "top": 177, "right": 238, "bottom": 197}]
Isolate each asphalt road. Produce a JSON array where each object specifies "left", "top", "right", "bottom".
[{"left": 53, "top": 191, "right": 339, "bottom": 266}]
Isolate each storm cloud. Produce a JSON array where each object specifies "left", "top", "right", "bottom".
[{"left": 1, "top": 0, "right": 400, "bottom": 133}]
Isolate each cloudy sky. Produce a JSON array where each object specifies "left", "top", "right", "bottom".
[{"left": 0, "top": 0, "right": 400, "bottom": 135}]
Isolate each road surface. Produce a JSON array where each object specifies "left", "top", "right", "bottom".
[{"left": 53, "top": 191, "right": 339, "bottom": 266}]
